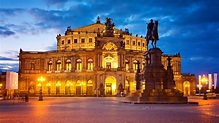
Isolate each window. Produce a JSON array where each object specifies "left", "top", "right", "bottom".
[
  {"left": 76, "top": 59, "right": 82, "bottom": 70},
  {"left": 89, "top": 38, "right": 92, "bottom": 43},
  {"left": 132, "top": 41, "right": 135, "bottom": 45},
  {"left": 142, "top": 62, "right": 145, "bottom": 70},
  {"left": 74, "top": 39, "right": 78, "bottom": 43},
  {"left": 87, "top": 59, "right": 93, "bottom": 70},
  {"left": 81, "top": 38, "right": 85, "bottom": 43},
  {"left": 125, "top": 60, "right": 129, "bottom": 71},
  {"left": 126, "top": 40, "right": 129, "bottom": 45},
  {"left": 30, "top": 62, "right": 35, "bottom": 70},
  {"left": 66, "top": 59, "right": 71, "bottom": 70},
  {"left": 142, "top": 43, "right": 145, "bottom": 47},
  {"left": 56, "top": 60, "right": 61, "bottom": 71},
  {"left": 62, "top": 40, "right": 64, "bottom": 44},
  {"left": 68, "top": 40, "right": 71, "bottom": 44},
  {"left": 48, "top": 61, "right": 52, "bottom": 71},
  {"left": 138, "top": 42, "right": 141, "bottom": 46},
  {"left": 133, "top": 60, "right": 138, "bottom": 71}
]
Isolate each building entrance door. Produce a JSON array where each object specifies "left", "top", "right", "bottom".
[
  {"left": 106, "top": 83, "right": 112, "bottom": 95},
  {"left": 76, "top": 86, "right": 81, "bottom": 95},
  {"left": 105, "top": 76, "right": 116, "bottom": 96}
]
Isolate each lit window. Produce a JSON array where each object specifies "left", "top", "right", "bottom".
[
  {"left": 48, "top": 61, "right": 52, "bottom": 71},
  {"left": 132, "top": 41, "right": 135, "bottom": 45},
  {"left": 66, "top": 59, "right": 71, "bottom": 70},
  {"left": 30, "top": 62, "right": 35, "bottom": 70},
  {"left": 133, "top": 60, "right": 138, "bottom": 70},
  {"left": 126, "top": 40, "right": 129, "bottom": 45},
  {"left": 87, "top": 59, "right": 93, "bottom": 70},
  {"left": 81, "top": 38, "right": 85, "bottom": 43},
  {"left": 76, "top": 59, "right": 82, "bottom": 70},
  {"left": 125, "top": 60, "right": 129, "bottom": 71},
  {"left": 142, "top": 62, "right": 145, "bottom": 70},
  {"left": 56, "top": 60, "right": 61, "bottom": 71},
  {"left": 74, "top": 39, "right": 78, "bottom": 43},
  {"left": 89, "top": 38, "right": 92, "bottom": 43}
]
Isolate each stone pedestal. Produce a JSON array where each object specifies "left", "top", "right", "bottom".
[{"left": 126, "top": 47, "right": 188, "bottom": 103}]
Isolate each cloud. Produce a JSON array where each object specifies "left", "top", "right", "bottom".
[
  {"left": 0, "top": 26, "right": 15, "bottom": 37},
  {"left": 0, "top": 0, "right": 219, "bottom": 76},
  {"left": 0, "top": 56, "right": 17, "bottom": 61}
]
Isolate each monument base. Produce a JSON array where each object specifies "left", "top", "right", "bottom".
[{"left": 126, "top": 89, "right": 188, "bottom": 104}]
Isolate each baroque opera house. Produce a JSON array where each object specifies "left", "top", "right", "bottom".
[{"left": 18, "top": 17, "right": 196, "bottom": 96}]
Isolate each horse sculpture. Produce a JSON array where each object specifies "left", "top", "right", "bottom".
[{"left": 146, "top": 19, "right": 159, "bottom": 48}]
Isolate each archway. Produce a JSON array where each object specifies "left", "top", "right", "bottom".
[
  {"left": 65, "top": 80, "right": 72, "bottom": 95},
  {"left": 105, "top": 76, "right": 117, "bottom": 96},
  {"left": 87, "top": 80, "right": 93, "bottom": 95},
  {"left": 183, "top": 81, "right": 190, "bottom": 96},
  {"left": 76, "top": 80, "right": 81, "bottom": 95},
  {"left": 56, "top": 81, "right": 61, "bottom": 95},
  {"left": 125, "top": 80, "right": 130, "bottom": 94}
]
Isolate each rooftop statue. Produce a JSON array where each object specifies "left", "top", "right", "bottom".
[
  {"left": 146, "top": 19, "right": 159, "bottom": 48},
  {"left": 105, "top": 17, "right": 115, "bottom": 30}
]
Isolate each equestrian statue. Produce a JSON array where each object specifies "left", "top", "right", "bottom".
[{"left": 146, "top": 19, "right": 159, "bottom": 48}]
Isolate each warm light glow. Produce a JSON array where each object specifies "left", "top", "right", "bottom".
[
  {"left": 112, "top": 84, "right": 116, "bottom": 90},
  {"left": 46, "top": 83, "right": 51, "bottom": 86},
  {"left": 80, "top": 82, "right": 85, "bottom": 86},
  {"left": 0, "top": 84, "right": 2, "bottom": 86},
  {"left": 66, "top": 82, "right": 72, "bottom": 86},
  {"left": 38, "top": 83, "right": 42, "bottom": 87},
  {"left": 184, "top": 83, "right": 190, "bottom": 87},
  {"left": 38, "top": 76, "right": 46, "bottom": 82},
  {"left": 56, "top": 82, "right": 61, "bottom": 86},
  {"left": 201, "top": 75, "right": 208, "bottom": 85},
  {"left": 197, "top": 84, "right": 202, "bottom": 89}
]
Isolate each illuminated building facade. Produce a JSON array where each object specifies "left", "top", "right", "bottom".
[{"left": 18, "top": 17, "right": 196, "bottom": 96}]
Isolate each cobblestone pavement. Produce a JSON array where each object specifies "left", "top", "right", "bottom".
[{"left": 1, "top": 96, "right": 219, "bottom": 123}]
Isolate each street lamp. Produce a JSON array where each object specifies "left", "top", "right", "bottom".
[
  {"left": 38, "top": 76, "right": 45, "bottom": 101},
  {"left": 201, "top": 75, "right": 208, "bottom": 100},
  {"left": 197, "top": 84, "right": 202, "bottom": 96}
]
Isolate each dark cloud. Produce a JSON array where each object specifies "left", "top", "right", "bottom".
[
  {"left": 0, "top": 26, "right": 16, "bottom": 36},
  {"left": 0, "top": 8, "right": 24, "bottom": 16},
  {"left": 0, "top": 63, "right": 19, "bottom": 72},
  {"left": 0, "top": 56, "right": 17, "bottom": 61}
]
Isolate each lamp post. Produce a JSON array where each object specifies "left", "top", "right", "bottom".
[
  {"left": 197, "top": 84, "right": 202, "bottom": 96},
  {"left": 38, "top": 76, "right": 45, "bottom": 101},
  {"left": 201, "top": 75, "right": 208, "bottom": 100}
]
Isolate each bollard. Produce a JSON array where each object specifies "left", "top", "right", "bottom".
[{"left": 25, "top": 94, "right": 29, "bottom": 102}]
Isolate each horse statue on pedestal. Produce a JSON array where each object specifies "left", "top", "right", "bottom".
[{"left": 146, "top": 19, "right": 159, "bottom": 48}]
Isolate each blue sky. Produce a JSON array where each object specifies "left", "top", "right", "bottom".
[{"left": 0, "top": 0, "right": 219, "bottom": 77}]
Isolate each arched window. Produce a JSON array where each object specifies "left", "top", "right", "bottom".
[
  {"left": 65, "top": 59, "right": 71, "bottom": 70},
  {"left": 87, "top": 59, "right": 93, "bottom": 70},
  {"left": 48, "top": 61, "right": 52, "bottom": 71},
  {"left": 56, "top": 60, "right": 61, "bottom": 71},
  {"left": 133, "top": 60, "right": 138, "bottom": 71},
  {"left": 30, "top": 62, "right": 35, "bottom": 70},
  {"left": 76, "top": 59, "right": 82, "bottom": 70},
  {"left": 125, "top": 59, "right": 129, "bottom": 71},
  {"left": 142, "top": 61, "right": 145, "bottom": 70}
]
